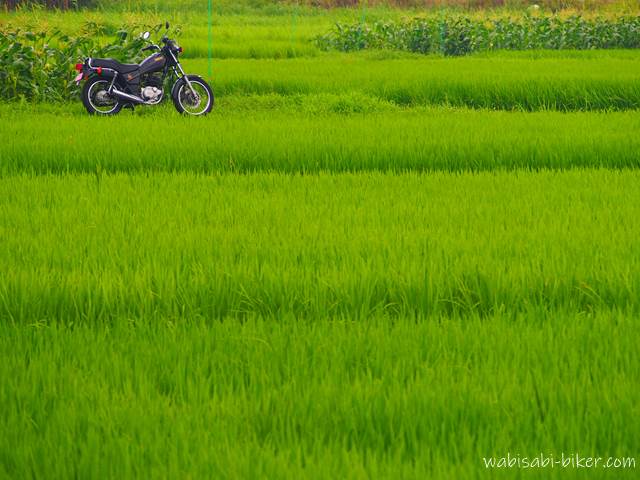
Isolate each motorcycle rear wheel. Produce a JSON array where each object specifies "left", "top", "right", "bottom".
[{"left": 82, "top": 77, "right": 123, "bottom": 116}]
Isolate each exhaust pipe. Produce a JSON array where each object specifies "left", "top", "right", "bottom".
[{"left": 110, "top": 87, "right": 146, "bottom": 105}]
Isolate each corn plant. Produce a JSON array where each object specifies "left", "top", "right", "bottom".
[
  {"left": 316, "top": 15, "right": 640, "bottom": 55},
  {"left": 0, "top": 23, "right": 162, "bottom": 101}
]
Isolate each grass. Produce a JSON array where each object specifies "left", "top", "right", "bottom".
[
  {"left": 3, "top": 9, "right": 640, "bottom": 60},
  {"left": 1, "top": 106, "right": 639, "bottom": 173},
  {"left": 0, "top": 10, "right": 331, "bottom": 58},
  {"left": 1, "top": 3, "right": 640, "bottom": 478},
  {"left": 188, "top": 52, "right": 640, "bottom": 108},
  {"left": 1, "top": 312, "right": 638, "bottom": 479},
  {"left": 85, "top": 0, "right": 640, "bottom": 13},
  {"left": 3, "top": 9, "right": 640, "bottom": 108},
  {"left": 1, "top": 170, "right": 639, "bottom": 321}
]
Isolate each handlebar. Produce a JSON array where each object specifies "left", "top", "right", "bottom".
[{"left": 142, "top": 35, "right": 180, "bottom": 55}]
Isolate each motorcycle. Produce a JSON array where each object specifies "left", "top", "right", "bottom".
[{"left": 74, "top": 23, "right": 214, "bottom": 116}]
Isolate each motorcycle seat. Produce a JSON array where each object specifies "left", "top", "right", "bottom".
[{"left": 90, "top": 58, "right": 139, "bottom": 74}]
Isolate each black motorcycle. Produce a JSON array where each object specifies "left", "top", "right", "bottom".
[{"left": 74, "top": 23, "right": 213, "bottom": 116}]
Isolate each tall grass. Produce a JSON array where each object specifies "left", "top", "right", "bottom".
[
  {"left": 0, "top": 10, "right": 333, "bottom": 59},
  {"left": 1, "top": 107, "right": 639, "bottom": 173},
  {"left": 7, "top": 0, "right": 637, "bottom": 13},
  {"left": 186, "top": 52, "right": 640, "bottom": 108},
  {"left": 2, "top": 8, "right": 640, "bottom": 106},
  {"left": 1, "top": 170, "right": 639, "bottom": 322},
  {"left": 3, "top": 9, "right": 640, "bottom": 60},
  {"left": 1, "top": 311, "right": 638, "bottom": 479},
  {"left": 1, "top": 3, "right": 638, "bottom": 478}
]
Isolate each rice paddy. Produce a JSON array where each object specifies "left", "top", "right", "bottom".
[
  {"left": 1, "top": 311, "right": 637, "bottom": 479},
  {"left": 0, "top": 2, "right": 639, "bottom": 479},
  {"left": 3, "top": 105, "right": 640, "bottom": 173},
  {"left": 2, "top": 170, "right": 639, "bottom": 322},
  {"left": 188, "top": 52, "right": 640, "bottom": 110}
]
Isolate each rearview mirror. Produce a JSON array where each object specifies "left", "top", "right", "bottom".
[{"left": 142, "top": 31, "right": 151, "bottom": 40}]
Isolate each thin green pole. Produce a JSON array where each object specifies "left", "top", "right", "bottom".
[
  {"left": 208, "top": 0, "right": 213, "bottom": 79},
  {"left": 290, "top": 0, "right": 299, "bottom": 56}
]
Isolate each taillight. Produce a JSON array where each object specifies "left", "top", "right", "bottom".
[
  {"left": 75, "top": 63, "right": 83, "bottom": 71},
  {"left": 97, "top": 67, "right": 102, "bottom": 75}
]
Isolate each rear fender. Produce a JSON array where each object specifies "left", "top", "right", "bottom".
[
  {"left": 87, "top": 71, "right": 117, "bottom": 82},
  {"left": 83, "top": 59, "right": 118, "bottom": 81},
  {"left": 87, "top": 66, "right": 116, "bottom": 78},
  {"left": 75, "top": 61, "right": 113, "bottom": 85}
]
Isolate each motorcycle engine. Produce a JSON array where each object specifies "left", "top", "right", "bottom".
[{"left": 142, "top": 86, "right": 163, "bottom": 104}]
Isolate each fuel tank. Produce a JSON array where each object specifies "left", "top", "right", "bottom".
[{"left": 139, "top": 53, "right": 167, "bottom": 76}]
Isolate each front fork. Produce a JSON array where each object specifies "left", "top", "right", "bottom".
[{"left": 170, "top": 51, "right": 199, "bottom": 100}]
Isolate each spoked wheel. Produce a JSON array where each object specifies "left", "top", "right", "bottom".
[
  {"left": 82, "top": 77, "right": 123, "bottom": 116},
  {"left": 172, "top": 75, "right": 214, "bottom": 116}
]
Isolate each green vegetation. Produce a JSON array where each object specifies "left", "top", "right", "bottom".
[
  {"left": 1, "top": 312, "right": 638, "bottom": 479},
  {"left": 0, "top": 25, "right": 162, "bottom": 101},
  {"left": 190, "top": 52, "right": 640, "bottom": 109},
  {"left": 3, "top": 0, "right": 639, "bottom": 13},
  {"left": 317, "top": 15, "right": 640, "bottom": 55},
  {"left": 3, "top": 30, "right": 640, "bottom": 106},
  {"left": 1, "top": 2, "right": 639, "bottom": 479},
  {"left": 2, "top": 106, "right": 640, "bottom": 173},
  {"left": 2, "top": 8, "right": 639, "bottom": 103},
  {"left": 1, "top": 170, "right": 640, "bottom": 321}
]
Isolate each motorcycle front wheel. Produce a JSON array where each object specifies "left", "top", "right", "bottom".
[
  {"left": 82, "top": 77, "right": 123, "bottom": 116},
  {"left": 171, "top": 75, "right": 214, "bottom": 116}
]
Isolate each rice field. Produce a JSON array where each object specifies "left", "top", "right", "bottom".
[
  {"left": 188, "top": 52, "right": 640, "bottom": 109},
  {"left": 2, "top": 170, "right": 639, "bottom": 321},
  {"left": 1, "top": 3, "right": 639, "bottom": 479},
  {"left": 3, "top": 105, "right": 640, "bottom": 173},
  {"left": 1, "top": 312, "right": 638, "bottom": 479}
]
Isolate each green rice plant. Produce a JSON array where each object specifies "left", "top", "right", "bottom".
[
  {"left": 1, "top": 7, "right": 638, "bottom": 480},
  {"left": 1, "top": 311, "right": 638, "bottom": 478},
  {"left": 1, "top": 170, "right": 639, "bottom": 322},
  {"left": 1, "top": 107, "right": 639, "bottom": 174},
  {"left": 191, "top": 51, "right": 640, "bottom": 110}
]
